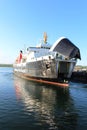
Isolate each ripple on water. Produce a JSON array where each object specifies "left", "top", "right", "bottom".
[{"left": 0, "top": 68, "right": 87, "bottom": 130}]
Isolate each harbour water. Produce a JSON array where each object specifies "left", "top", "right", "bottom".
[{"left": 0, "top": 67, "right": 87, "bottom": 130}]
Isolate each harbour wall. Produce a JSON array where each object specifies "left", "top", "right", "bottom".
[{"left": 71, "top": 71, "right": 87, "bottom": 83}]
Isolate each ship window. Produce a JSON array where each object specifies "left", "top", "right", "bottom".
[
  {"left": 41, "top": 47, "right": 50, "bottom": 49},
  {"left": 56, "top": 53, "right": 58, "bottom": 58}
]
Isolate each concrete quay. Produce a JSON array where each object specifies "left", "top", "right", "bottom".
[{"left": 71, "top": 70, "right": 87, "bottom": 83}]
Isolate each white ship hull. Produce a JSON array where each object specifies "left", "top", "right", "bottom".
[{"left": 13, "top": 57, "right": 76, "bottom": 82}]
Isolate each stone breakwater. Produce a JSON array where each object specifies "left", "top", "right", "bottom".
[{"left": 71, "top": 71, "right": 87, "bottom": 83}]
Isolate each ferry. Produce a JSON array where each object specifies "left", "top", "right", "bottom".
[{"left": 13, "top": 33, "right": 81, "bottom": 86}]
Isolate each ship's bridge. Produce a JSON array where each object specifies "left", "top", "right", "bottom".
[
  {"left": 36, "top": 42, "right": 51, "bottom": 49},
  {"left": 26, "top": 42, "right": 51, "bottom": 60}
]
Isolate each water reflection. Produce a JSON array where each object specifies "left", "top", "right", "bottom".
[{"left": 14, "top": 76, "right": 78, "bottom": 130}]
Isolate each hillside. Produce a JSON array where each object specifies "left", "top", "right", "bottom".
[{"left": 0, "top": 64, "right": 13, "bottom": 67}]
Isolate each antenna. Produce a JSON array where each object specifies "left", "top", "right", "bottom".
[{"left": 23, "top": 44, "right": 26, "bottom": 53}]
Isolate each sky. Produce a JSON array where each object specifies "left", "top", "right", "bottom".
[{"left": 0, "top": 0, "right": 87, "bottom": 65}]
